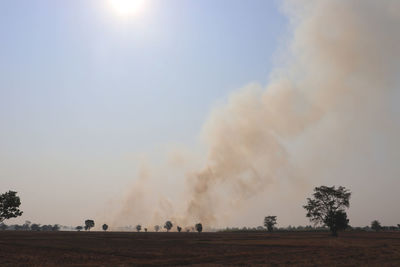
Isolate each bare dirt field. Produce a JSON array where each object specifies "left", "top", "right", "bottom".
[{"left": 0, "top": 231, "right": 399, "bottom": 266}]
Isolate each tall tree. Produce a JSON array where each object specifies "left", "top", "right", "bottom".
[
  {"left": 264, "top": 216, "right": 277, "bottom": 232},
  {"left": 303, "top": 186, "right": 351, "bottom": 236},
  {"left": 0, "top": 191, "right": 23, "bottom": 223}
]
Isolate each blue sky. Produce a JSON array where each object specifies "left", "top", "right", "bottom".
[{"left": 0, "top": 0, "right": 287, "bottom": 225}]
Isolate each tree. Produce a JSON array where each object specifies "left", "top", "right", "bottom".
[
  {"left": 195, "top": 223, "right": 203, "bottom": 233},
  {"left": 85, "top": 220, "right": 95, "bottom": 231},
  {"left": 303, "top": 186, "right": 351, "bottom": 236},
  {"left": 0, "top": 191, "right": 23, "bottom": 223},
  {"left": 136, "top": 224, "right": 141, "bottom": 232},
  {"left": 144, "top": 228, "right": 147, "bottom": 232},
  {"left": 164, "top": 221, "right": 173, "bottom": 232},
  {"left": 76, "top": 226, "right": 83, "bottom": 231},
  {"left": 177, "top": 226, "right": 182, "bottom": 232},
  {"left": 264, "top": 216, "right": 277, "bottom": 232},
  {"left": 102, "top": 224, "right": 108, "bottom": 231},
  {"left": 154, "top": 225, "right": 160, "bottom": 232},
  {"left": 398, "top": 224, "right": 400, "bottom": 230},
  {"left": 371, "top": 220, "right": 382, "bottom": 232}
]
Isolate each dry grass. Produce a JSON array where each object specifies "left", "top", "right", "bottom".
[{"left": 0, "top": 231, "right": 399, "bottom": 266}]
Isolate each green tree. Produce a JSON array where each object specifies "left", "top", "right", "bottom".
[
  {"left": 85, "top": 219, "right": 95, "bottom": 231},
  {"left": 195, "top": 223, "right": 203, "bottom": 233},
  {"left": 371, "top": 220, "right": 381, "bottom": 231},
  {"left": 136, "top": 224, "right": 141, "bottom": 232},
  {"left": 177, "top": 226, "right": 182, "bottom": 232},
  {"left": 164, "top": 221, "right": 173, "bottom": 232},
  {"left": 264, "top": 216, "right": 277, "bottom": 232},
  {"left": 102, "top": 224, "right": 108, "bottom": 231},
  {"left": 303, "top": 186, "right": 351, "bottom": 236},
  {"left": 0, "top": 191, "right": 23, "bottom": 223}
]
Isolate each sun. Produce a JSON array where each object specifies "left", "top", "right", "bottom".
[{"left": 109, "top": 0, "right": 146, "bottom": 16}]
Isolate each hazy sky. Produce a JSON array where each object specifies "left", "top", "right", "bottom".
[
  {"left": 1, "top": 0, "right": 399, "bottom": 229},
  {"left": 0, "top": 0, "right": 286, "bottom": 226}
]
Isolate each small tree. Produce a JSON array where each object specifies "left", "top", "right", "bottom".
[
  {"left": 0, "top": 223, "right": 7, "bottom": 231},
  {"left": 154, "top": 225, "right": 160, "bottom": 232},
  {"left": 136, "top": 224, "right": 142, "bottom": 232},
  {"left": 144, "top": 228, "right": 147, "bottom": 232},
  {"left": 164, "top": 221, "right": 173, "bottom": 232},
  {"left": 371, "top": 220, "right": 382, "bottom": 232},
  {"left": 85, "top": 220, "right": 95, "bottom": 231},
  {"left": 398, "top": 224, "right": 400, "bottom": 230},
  {"left": 195, "top": 223, "right": 202, "bottom": 233},
  {"left": 0, "top": 191, "right": 23, "bottom": 223},
  {"left": 102, "top": 224, "right": 108, "bottom": 231},
  {"left": 76, "top": 226, "right": 83, "bottom": 231},
  {"left": 303, "top": 186, "right": 350, "bottom": 236},
  {"left": 177, "top": 226, "right": 182, "bottom": 232},
  {"left": 264, "top": 216, "right": 277, "bottom": 232}
]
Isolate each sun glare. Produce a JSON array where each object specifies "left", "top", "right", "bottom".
[{"left": 109, "top": 0, "right": 146, "bottom": 16}]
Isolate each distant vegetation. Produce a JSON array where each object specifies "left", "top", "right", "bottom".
[
  {"left": 195, "top": 223, "right": 202, "bottom": 233},
  {"left": 164, "top": 221, "right": 173, "bottom": 232},
  {"left": 264, "top": 216, "right": 277, "bottom": 232},
  {"left": 371, "top": 220, "right": 382, "bottom": 231},
  {"left": 2, "top": 186, "right": 399, "bottom": 235},
  {"left": 85, "top": 220, "right": 95, "bottom": 231}
]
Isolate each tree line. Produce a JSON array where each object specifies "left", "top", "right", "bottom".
[{"left": 1, "top": 186, "right": 399, "bottom": 236}]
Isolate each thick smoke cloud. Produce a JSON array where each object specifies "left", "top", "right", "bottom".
[{"left": 113, "top": 0, "right": 400, "bottom": 228}]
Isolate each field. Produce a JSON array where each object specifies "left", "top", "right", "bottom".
[{"left": 0, "top": 231, "right": 400, "bottom": 266}]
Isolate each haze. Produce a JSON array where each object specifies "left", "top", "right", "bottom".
[{"left": 1, "top": 0, "right": 399, "bottom": 230}]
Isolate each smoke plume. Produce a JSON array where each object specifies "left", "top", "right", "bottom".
[{"left": 113, "top": 0, "right": 400, "bottom": 228}]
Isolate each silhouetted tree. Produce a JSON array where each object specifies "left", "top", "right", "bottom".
[
  {"left": 303, "top": 186, "right": 351, "bottom": 236},
  {"left": 102, "top": 224, "right": 108, "bottom": 231},
  {"left": 264, "top": 216, "right": 277, "bottom": 232},
  {"left": 85, "top": 220, "right": 95, "bottom": 231},
  {"left": 76, "top": 226, "right": 83, "bottom": 231},
  {"left": 195, "top": 223, "right": 202, "bottom": 233},
  {"left": 164, "top": 221, "right": 173, "bottom": 232},
  {"left": 371, "top": 220, "right": 382, "bottom": 232},
  {"left": 154, "top": 225, "right": 160, "bottom": 232},
  {"left": 398, "top": 224, "right": 400, "bottom": 230},
  {"left": 52, "top": 224, "right": 60, "bottom": 231},
  {"left": 177, "top": 226, "right": 182, "bottom": 232},
  {"left": 144, "top": 228, "right": 147, "bottom": 232},
  {"left": 0, "top": 191, "right": 23, "bottom": 223},
  {"left": 136, "top": 224, "right": 142, "bottom": 232}
]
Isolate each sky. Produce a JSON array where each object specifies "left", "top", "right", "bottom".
[
  {"left": 1, "top": 0, "right": 399, "bottom": 229},
  {"left": 0, "top": 0, "right": 287, "bottom": 226}
]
